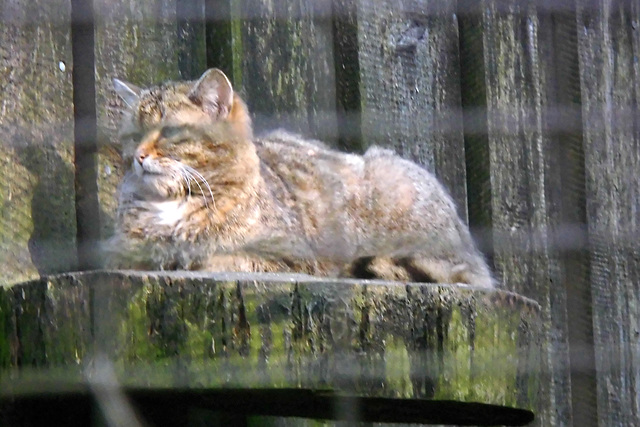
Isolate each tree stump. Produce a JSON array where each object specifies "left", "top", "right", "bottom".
[{"left": 0, "top": 271, "right": 542, "bottom": 425}]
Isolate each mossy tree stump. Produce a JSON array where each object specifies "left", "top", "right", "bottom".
[{"left": 0, "top": 271, "right": 542, "bottom": 425}]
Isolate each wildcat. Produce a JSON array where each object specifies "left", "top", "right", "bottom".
[{"left": 105, "top": 68, "right": 494, "bottom": 287}]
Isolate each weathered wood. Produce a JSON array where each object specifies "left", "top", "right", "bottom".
[
  {"left": 351, "top": 0, "right": 469, "bottom": 218},
  {"left": 331, "top": 0, "right": 361, "bottom": 153},
  {"left": 458, "top": 1, "right": 493, "bottom": 247},
  {"left": 212, "top": 0, "right": 339, "bottom": 142},
  {"left": 538, "top": 3, "right": 597, "bottom": 426},
  {"left": 72, "top": 0, "right": 101, "bottom": 271},
  {"left": 577, "top": 1, "right": 640, "bottom": 425},
  {"left": 463, "top": 1, "right": 579, "bottom": 425},
  {"left": 0, "top": 0, "right": 78, "bottom": 285},
  {"left": 88, "top": 0, "right": 206, "bottom": 259},
  {"left": 178, "top": 1, "right": 208, "bottom": 81},
  {"left": 0, "top": 271, "right": 543, "bottom": 422}
]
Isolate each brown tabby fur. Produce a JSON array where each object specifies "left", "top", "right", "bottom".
[{"left": 105, "top": 68, "right": 494, "bottom": 287}]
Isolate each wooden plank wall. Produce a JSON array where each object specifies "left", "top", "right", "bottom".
[
  {"left": 0, "top": 0, "right": 77, "bottom": 285},
  {"left": 459, "top": 1, "right": 572, "bottom": 424},
  {"left": 354, "top": 0, "right": 469, "bottom": 219},
  {"left": 235, "top": 0, "right": 338, "bottom": 142},
  {"left": 577, "top": 0, "right": 640, "bottom": 425},
  {"left": 2, "top": 0, "right": 640, "bottom": 425}
]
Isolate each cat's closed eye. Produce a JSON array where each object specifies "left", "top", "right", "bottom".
[{"left": 160, "top": 125, "right": 183, "bottom": 140}]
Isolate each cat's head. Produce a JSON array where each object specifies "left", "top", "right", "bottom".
[
  {"left": 113, "top": 69, "right": 257, "bottom": 202},
  {"left": 113, "top": 68, "right": 252, "bottom": 166}
]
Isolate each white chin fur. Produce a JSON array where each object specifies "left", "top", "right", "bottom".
[
  {"left": 133, "top": 159, "right": 143, "bottom": 176},
  {"left": 153, "top": 200, "right": 187, "bottom": 226}
]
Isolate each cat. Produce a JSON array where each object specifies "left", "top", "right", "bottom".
[{"left": 105, "top": 68, "right": 494, "bottom": 287}]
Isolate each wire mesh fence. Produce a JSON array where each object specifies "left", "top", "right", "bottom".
[{"left": 1, "top": 0, "right": 639, "bottom": 425}]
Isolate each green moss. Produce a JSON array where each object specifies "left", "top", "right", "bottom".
[
  {"left": 471, "top": 304, "right": 521, "bottom": 405},
  {"left": 1, "top": 273, "right": 542, "bottom": 414},
  {"left": 123, "top": 22, "right": 176, "bottom": 85},
  {"left": 438, "top": 308, "right": 472, "bottom": 400},
  {"left": 41, "top": 281, "right": 89, "bottom": 366},
  {"left": 0, "top": 153, "right": 38, "bottom": 286},
  {"left": 121, "top": 286, "right": 162, "bottom": 363},
  {"left": 384, "top": 336, "right": 412, "bottom": 398}
]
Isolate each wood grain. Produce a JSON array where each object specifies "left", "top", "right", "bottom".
[{"left": 0, "top": 0, "right": 77, "bottom": 285}]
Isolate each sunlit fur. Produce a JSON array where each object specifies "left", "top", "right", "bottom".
[{"left": 105, "top": 69, "right": 494, "bottom": 287}]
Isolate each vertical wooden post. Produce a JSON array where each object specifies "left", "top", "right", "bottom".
[
  {"left": 243, "top": 0, "right": 338, "bottom": 142},
  {"left": 577, "top": 0, "right": 640, "bottom": 425},
  {"left": 458, "top": 0, "right": 586, "bottom": 424},
  {"left": 207, "top": 0, "right": 338, "bottom": 142},
  {"left": 72, "top": 0, "right": 101, "bottom": 270},
  {"left": 540, "top": 1, "right": 597, "bottom": 425},
  {"left": 332, "top": 0, "right": 362, "bottom": 153},
  {"left": 458, "top": 0, "right": 493, "bottom": 249}
]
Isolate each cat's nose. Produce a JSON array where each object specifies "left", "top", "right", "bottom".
[
  {"left": 135, "top": 130, "right": 161, "bottom": 165},
  {"left": 135, "top": 149, "right": 148, "bottom": 165},
  {"left": 134, "top": 147, "right": 153, "bottom": 165}
]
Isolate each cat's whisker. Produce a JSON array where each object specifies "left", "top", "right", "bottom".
[
  {"left": 182, "top": 169, "right": 207, "bottom": 207},
  {"left": 180, "top": 165, "right": 216, "bottom": 210},
  {"left": 168, "top": 164, "right": 199, "bottom": 204},
  {"left": 169, "top": 167, "right": 193, "bottom": 199},
  {"left": 183, "top": 166, "right": 213, "bottom": 198},
  {"left": 178, "top": 169, "right": 193, "bottom": 197}
]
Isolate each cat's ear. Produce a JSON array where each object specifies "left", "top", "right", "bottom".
[
  {"left": 188, "top": 68, "right": 234, "bottom": 120},
  {"left": 113, "top": 78, "right": 141, "bottom": 108}
]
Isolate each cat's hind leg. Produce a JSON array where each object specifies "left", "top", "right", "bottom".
[
  {"left": 398, "top": 256, "right": 494, "bottom": 287},
  {"left": 344, "top": 255, "right": 493, "bottom": 287},
  {"left": 344, "top": 256, "right": 416, "bottom": 282}
]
